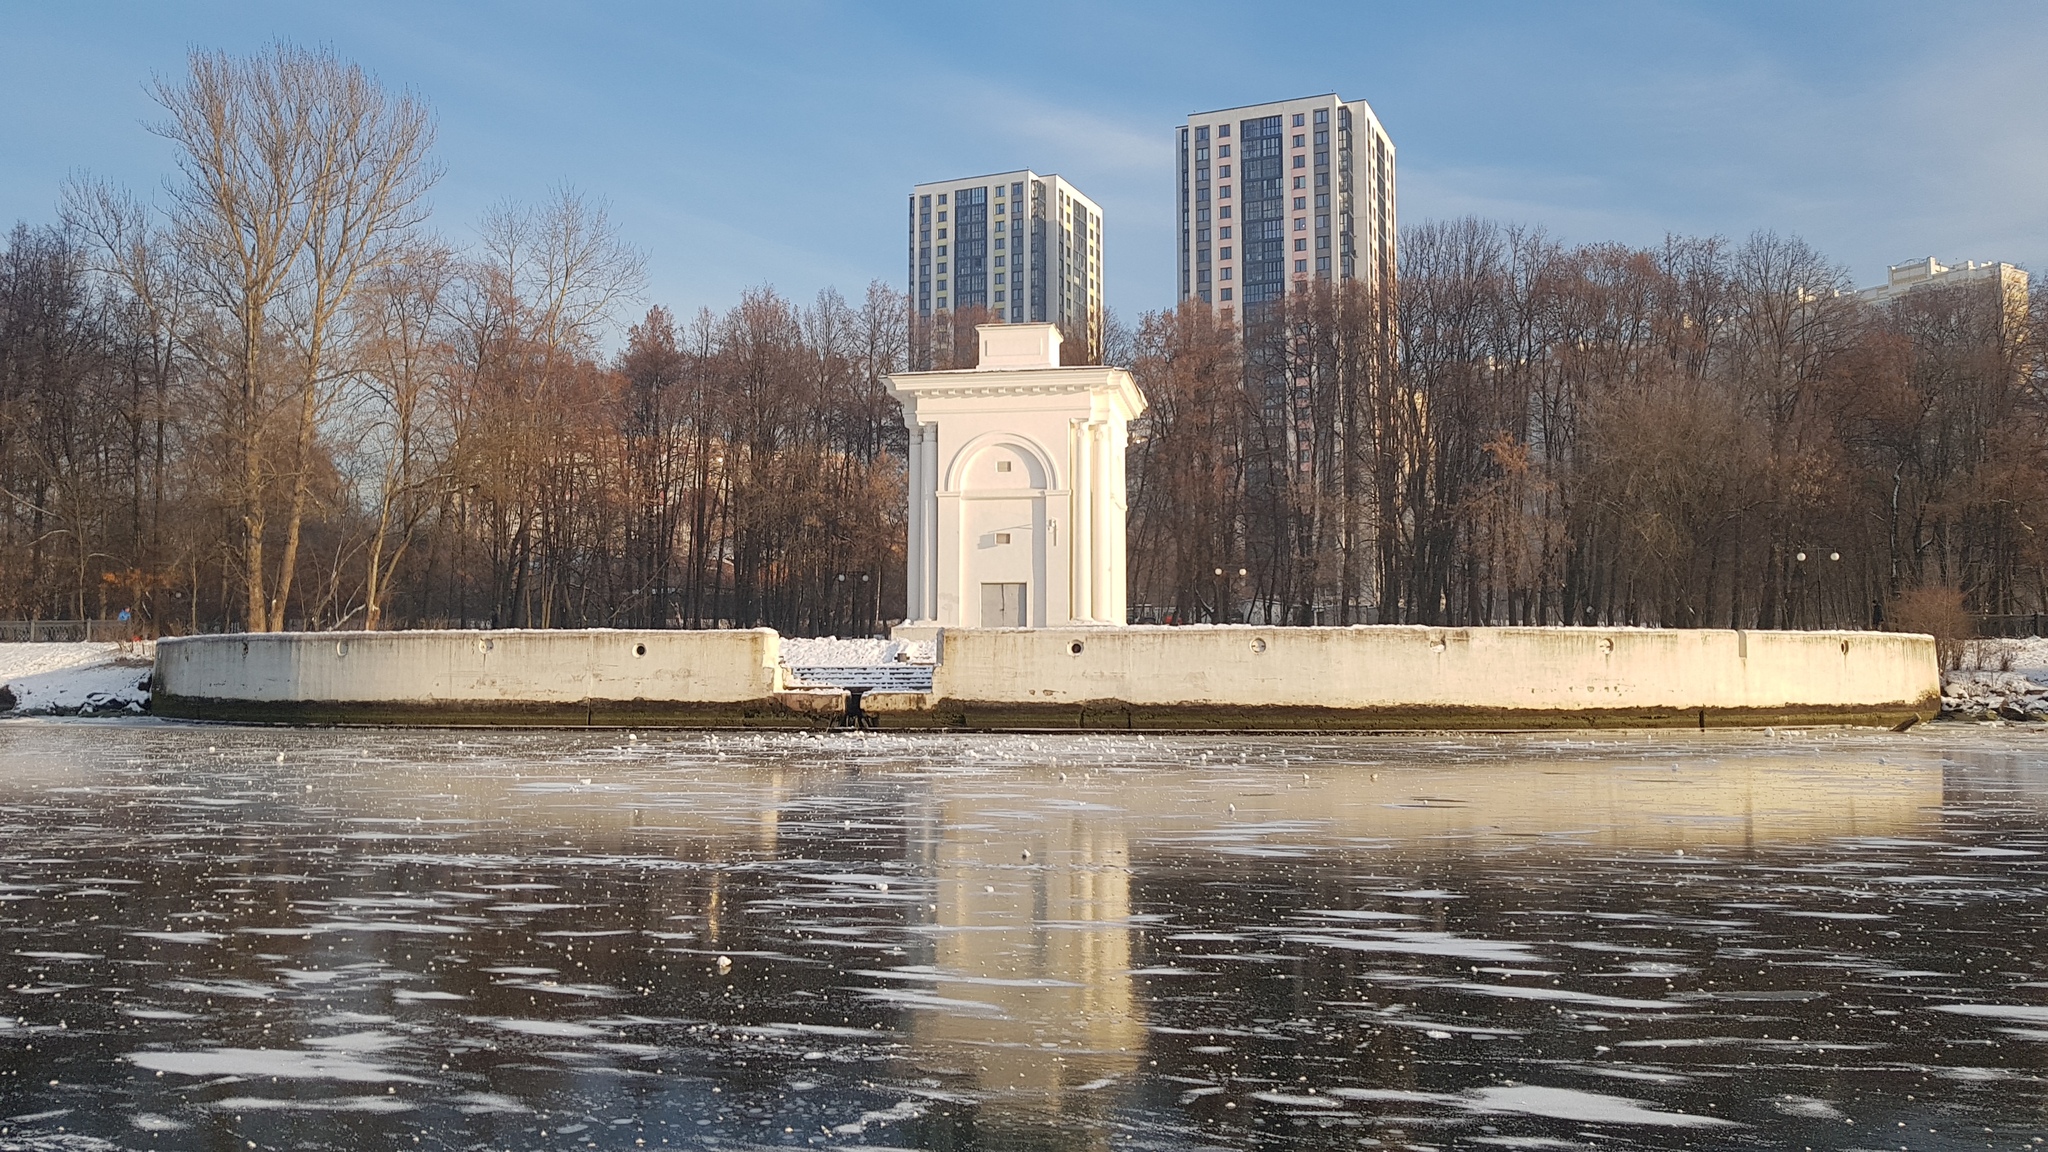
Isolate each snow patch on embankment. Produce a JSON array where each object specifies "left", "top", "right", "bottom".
[
  {"left": 778, "top": 636, "right": 936, "bottom": 693},
  {"left": 1942, "top": 637, "right": 2048, "bottom": 720},
  {"left": 777, "top": 636, "right": 934, "bottom": 668},
  {"left": 0, "top": 642, "right": 154, "bottom": 715}
]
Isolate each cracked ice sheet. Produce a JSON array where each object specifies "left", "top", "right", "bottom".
[{"left": 0, "top": 722, "right": 2044, "bottom": 1149}]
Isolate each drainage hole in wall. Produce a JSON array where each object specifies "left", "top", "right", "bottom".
[
  {"left": 634, "top": 643, "right": 647, "bottom": 657},
  {"left": 1250, "top": 638, "right": 1267, "bottom": 653},
  {"left": 1068, "top": 641, "right": 1084, "bottom": 656}
]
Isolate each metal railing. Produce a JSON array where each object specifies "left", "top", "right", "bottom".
[
  {"left": 0, "top": 620, "right": 141, "bottom": 642},
  {"left": 1973, "top": 614, "right": 2048, "bottom": 639}
]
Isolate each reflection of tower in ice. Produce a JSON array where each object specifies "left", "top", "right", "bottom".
[{"left": 902, "top": 798, "right": 1144, "bottom": 1115}]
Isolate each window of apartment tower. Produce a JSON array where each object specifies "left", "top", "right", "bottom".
[
  {"left": 1314, "top": 108, "right": 1328, "bottom": 124},
  {"left": 1292, "top": 113, "right": 1305, "bottom": 126},
  {"left": 1218, "top": 123, "right": 1230, "bottom": 137}
]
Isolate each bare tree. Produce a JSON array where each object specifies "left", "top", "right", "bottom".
[
  {"left": 150, "top": 42, "right": 438, "bottom": 630},
  {"left": 348, "top": 241, "right": 459, "bottom": 629}
]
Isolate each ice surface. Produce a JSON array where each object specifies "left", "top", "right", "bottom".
[{"left": 1, "top": 722, "right": 2045, "bottom": 1149}]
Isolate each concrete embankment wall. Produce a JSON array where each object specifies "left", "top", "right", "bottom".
[
  {"left": 153, "top": 629, "right": 841, "bottom": 725},
  {"left": 867, "top": 626, "right": 1940, "bottom": 729},
  {"left": 154, "top": 625, "right": 1939, "bottom": 729}
]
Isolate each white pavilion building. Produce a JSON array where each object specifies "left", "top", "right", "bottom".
[{"left": 885, "top": 324, "right": 1146, "bottom": 628}]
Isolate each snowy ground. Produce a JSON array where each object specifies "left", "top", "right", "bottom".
[
  {"left": 0, "top": 640, "right": 153, "bottom": 715},
  {"left": 777, "top": 635, "right": 935, "bottom": 667},
  {"left": 1943, "top": 636, "right": 2048, "bottom": 718},
  {"left": 0, "top": 725, "right": 2042, "bottom": 1148},
  {"left": 780, "top": 635, "right": 937, "bottom": 691}
]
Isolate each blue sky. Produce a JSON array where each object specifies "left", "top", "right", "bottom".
[{"left": 4, "top": 2, "right": 2045, "bottom": 327}]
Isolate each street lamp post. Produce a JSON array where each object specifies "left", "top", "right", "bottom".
[
  {"left": 1212, "top": 566, "right": 1248, "bottom": 624},
  {"left": 835, "top": 572, "right": 873, "bottom": 635},
  {"left": 1792, "top": 548, "right": 1843, "bottom": 628}
]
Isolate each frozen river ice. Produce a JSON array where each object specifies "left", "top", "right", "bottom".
[{"left": 1, "top": 722, "right": 2044, "bottom": 1151}]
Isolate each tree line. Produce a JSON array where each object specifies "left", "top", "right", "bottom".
[
  {"left": 1129, "top": 223, "right": 2045, "bottom": 631},
  {"left": 0, "top": 45, "right": 909, "bottom": 635},
  {"left": 2, "top": 45, "right": 2041, "bottom": 634}
]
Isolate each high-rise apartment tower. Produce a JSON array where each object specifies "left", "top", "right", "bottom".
[
  {"left": 909, "top": 171, "right": 1103, "bottom": 358},
  {"left": 1856, "top": 257, "right": 2030, "bottom": 336},
  {"left": 1176, "top": 95, "right": 1395, "bottom": 316}
]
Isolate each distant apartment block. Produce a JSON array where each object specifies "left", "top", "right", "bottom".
[
  {"left": 1857, "top": 257, "right": 2029, "bottom": 332},
  {"left": 909, "top": 171, "right": 1103, "bottom": 357},
  {"left": 1176, "top": 94, "right": 1396, "bottom": 316}
]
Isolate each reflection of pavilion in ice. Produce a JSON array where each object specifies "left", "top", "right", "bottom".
[{"left": 902, "top": 795, "right": 1145, "bottom": 1121}]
